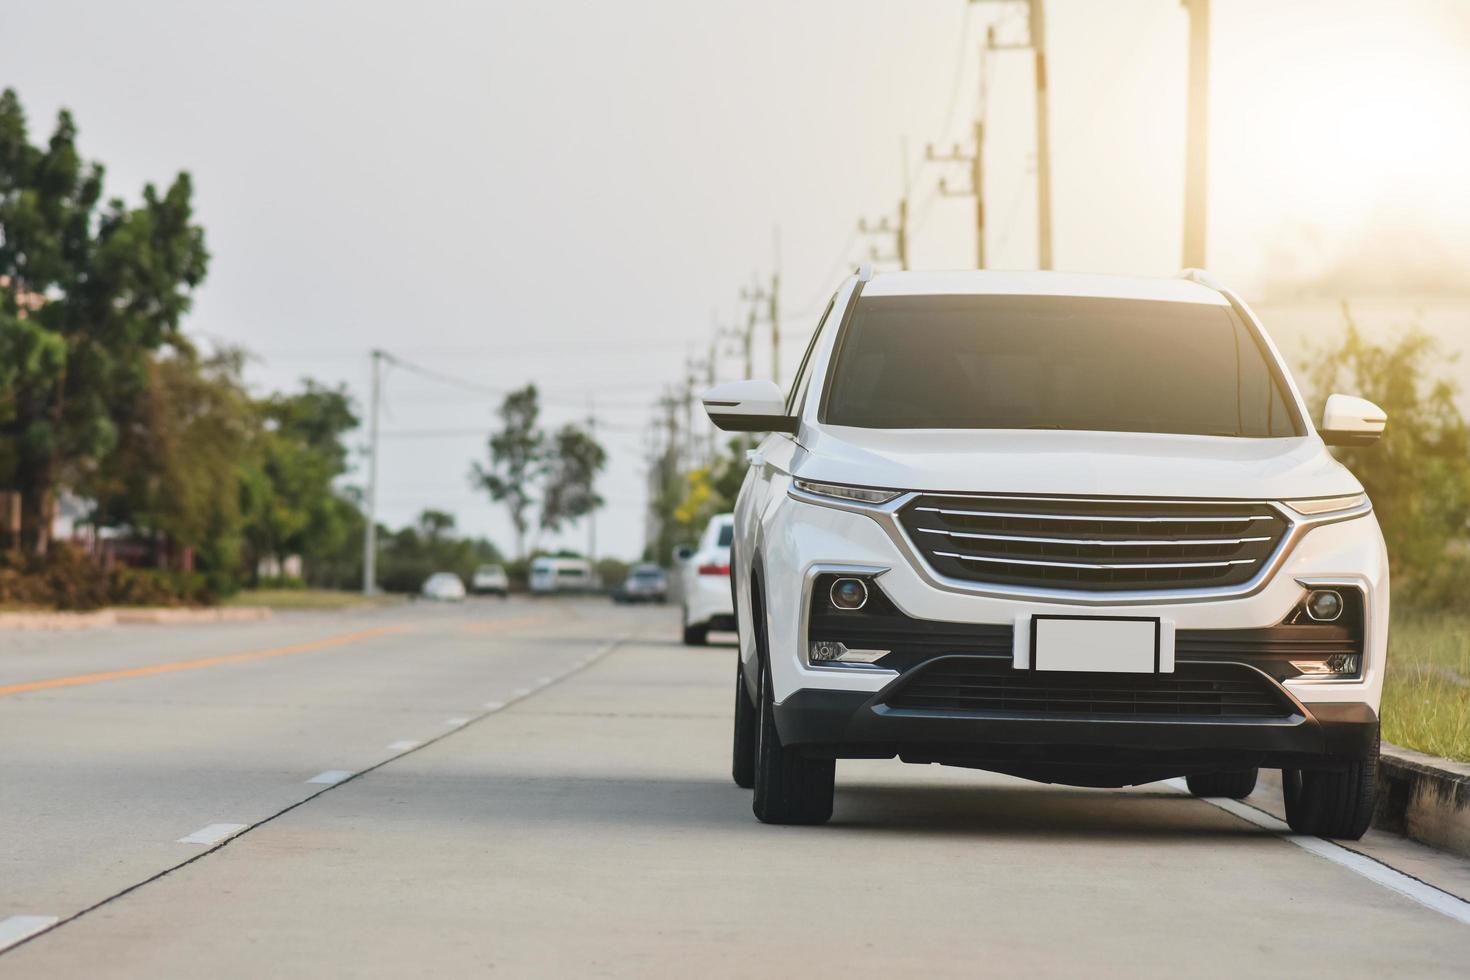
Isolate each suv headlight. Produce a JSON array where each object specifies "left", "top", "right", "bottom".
[
  {"left": 792, "top": 479, "right": 902, "bottom": 505},
  {"left": 1281, "top": 493, "right": 1368, "bottom": 517}
]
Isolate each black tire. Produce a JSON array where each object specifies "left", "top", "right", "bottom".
[
  {"left": 751, "top": 645, "right": 834, "bottom": 825},
  {"left": 1185, "top": 768, "right": 1259, "bottom": 799},
  {"left": 1282, "top": 728, "right": 1379, "bottom": 840},
  {"left": 682, "top": 611, "right": 709, "bottom": 647},
  {"left": 732, "top": 658, "right": 757, "bottom": 789}
]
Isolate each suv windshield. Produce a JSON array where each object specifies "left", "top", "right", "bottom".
[{"left": 823, "top": 295, "right": 1300, "bottom": 437}]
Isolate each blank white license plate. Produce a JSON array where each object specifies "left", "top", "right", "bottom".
[{"left": 1032, "top": 616, "right": 1161, "bottom": 673}]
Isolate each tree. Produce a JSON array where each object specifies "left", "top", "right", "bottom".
[
  {"left": 418, "top": 509, "right": 456, "bottom": 543},
  {"left": 241, "top": 382, "right": 360, "bottom": 582},
  {"left": 649, "top": 437, "right": 749, "bottom": 561},
  {"left": 95, "top": 348, "right": 254, "bottom": 581},
  {"left": 540, "top": 424, "right": 606, "bottom": 536},
  {"left": 375, "top": 509, "right": 503, "bottom": 594},
  {"left": 1307, "top": 308, "right": 1470, "bottom": 588},
  {"left": 0, "top": 88, "right": 209, "bottom": 554},
  {"left": 471, "top": 385, "right": 543, "bottom": 560}
]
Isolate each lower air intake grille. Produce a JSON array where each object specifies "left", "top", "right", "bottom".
[{"left": 883, "top": 659, "right": 1295, "bottom": 720}]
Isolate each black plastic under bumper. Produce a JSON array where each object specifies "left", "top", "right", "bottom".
[{"left": 773, "top": 688, "right": 1378, "bottom": 787}]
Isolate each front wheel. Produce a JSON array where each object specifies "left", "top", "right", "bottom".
[
  {"left": 732, "top": 659, "right": 757, "bottom": 788},
  {"left": 751, "top": 656, "right": 834, "bottom": 825},
  {"left": 1282, "top": 730, "right": 1379, "bottom": 840}
]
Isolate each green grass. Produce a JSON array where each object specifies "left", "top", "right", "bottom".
[
  {"left": 1381, "top": 607, "right": 1470, "bottom": 762},
  {"left": 223, "top": 588, "right": 398, "bottom": 611}
]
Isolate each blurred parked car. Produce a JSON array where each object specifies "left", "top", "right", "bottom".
[
  {"left": 470, "top": 564, "right": 510, "bottom": 596},
  {"left": 529, "top": 557, "right": 596, "bottom": 595},
  {"left": 613, "top": 563, "right": 669, "bottom": 604},
  {"left": 677, "top": 513, "right": 734, "bottom": 645},
  {"left": 421, "top": 572, "right": 467, "bottom": 601}
]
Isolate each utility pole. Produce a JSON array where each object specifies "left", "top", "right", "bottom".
[
  {"left": 586, "top": 398, "right": 597, "bottom": 563},
  {"left": 967, "top": 0, "right": 1051, "bottom": 269},
  {"left": 744, "top": 303, "right": 755, "bottom": 381},
  {"left": 740, "top": 274, "right": 781, "bottom": 385},
  {"left": 857, "top": 199, "right": 909, "bottom": 270},
  {"left": 1029, "top": 0, "right": 1053, "bottom": 270},
  {"left": 362, "top": 349, "right": 384, "bottom": 596},
  {"left": 681, "top": 362, "right": 697, "bottom": 471},
  {"left": 928, "top": 123, "right": 986, "bottom": 268},
  {"left": 705, "top": 334, "right": 718, "bottom": 464},
  {"left": 722, "top": 303, "right": 755, "bottom": 381},
  {"left": 1181, "top": 0, "right": 1210, "bottom": 269},
  {"left": 662, "top": 392, "right": 682, "bottom": 480},
  {"left": 927, "top": 46, "right": 989, "bottom": 269},
  {"left": 769, "top": 227, "right": 780, "bottom": 383},
  {"left": 738, "top": 229, "right": 781, "bottom": 384}
]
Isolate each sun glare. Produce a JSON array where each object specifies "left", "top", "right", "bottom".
[{"left": 1254, "top": 31, "right": 1470, "bottom": 217}]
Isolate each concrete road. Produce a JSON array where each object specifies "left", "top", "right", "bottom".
[{"left": 1, "top": 598, "right": 1468, "bottom": 977}]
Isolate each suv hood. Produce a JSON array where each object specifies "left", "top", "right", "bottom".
[{"left": 795, "top": 426, "right": 1361, "bottom": 501}]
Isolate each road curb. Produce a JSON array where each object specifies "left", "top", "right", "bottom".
[
  {"left": 0, "top": 607, "right": 273, "bottom": 631},
  {"left": 1375, "top": 742, "right": 1470, "bottom": 858}
]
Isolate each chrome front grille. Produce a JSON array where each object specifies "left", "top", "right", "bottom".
[{"left": 897, "top": 495, "right": 1290, "bottom": 592}]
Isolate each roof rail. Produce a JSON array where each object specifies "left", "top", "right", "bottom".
[
  {"left": 1177, "top": 267, "right": 1225, "bottom": 291},
  {"left": 856, "top": 262, "right": 875, "bottom": 283}
]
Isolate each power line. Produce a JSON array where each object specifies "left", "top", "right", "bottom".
[
  {"left": 932, "top": 0, "right": 978, "bottom": 172},
  {"left": 380, "top": 352, "right": 639, "bottom": 410},
  {"left": 231, "top": 338, "right": 701, "bottom": 362},
  {"left": 790, "top": 228, "right": 859, "bottom": 318}
]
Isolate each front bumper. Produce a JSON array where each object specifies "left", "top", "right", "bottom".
[
  {"left": 751, "top": 489, "right": 1389, "bottom": 713},
  {"left": 775, "top": 685, "right": 1377, "bottom": 786}
]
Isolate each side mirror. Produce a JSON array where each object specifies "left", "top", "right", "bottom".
[
  {"left": 702, "top": 379, "right": 796, "bottom": 434},
  {"left": 1320, "top": 393, "right": 1387, "bottom": 447},
  {"left": 673, "top": 545, "right": 694, "bottom": 563}
]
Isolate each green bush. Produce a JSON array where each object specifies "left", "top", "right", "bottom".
[
  {"left": 108, "top": 567, "right": 215, "bottom": 607},
  {"left": 0, "top": 548, "right": 216, "bottom": 610}
]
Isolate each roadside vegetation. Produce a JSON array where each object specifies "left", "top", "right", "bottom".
[
  {"left": 1, "top": 89, "right": 602, "bottom": 610},
  {"left": 1303, "top": 312, "right": 1470, "bottom": 760},
  {"left": 1381, "top": 608, "right": 1470, "bottom": 762},
  {"left": 222, "top": 588, "right": 398, "bottom": 611}
]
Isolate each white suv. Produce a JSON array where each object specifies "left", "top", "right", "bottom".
[
  {"left": 677, "top": 513, "right": 736, "bottom": 645},
  {"left": 704, "top": 268, "right": 1389, "bottom": 836}
]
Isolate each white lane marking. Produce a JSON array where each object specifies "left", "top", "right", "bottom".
[
  {"left": 1165, "top": 779, "right": 1470, "bottom": 925},
  {"left": 537, "top": 676, "right": 553, "bottom": 686},
  {"left": 512, "top": 687, "right": 530, "bottom": 698},
  {"left": 386, "top": 740, "right": 420, "bottom": 752},
  {"left": 176, "top": 823, "right": 248, "bottom": 845},
  {"left": 483, "top": 700, "right": 506, "bottom": 711},
  {"left": 445, "top": 717, "right": 469, "bottom": 727},
  {"left": 0, "top": 915, "right": 59, "bottom": 952},
  {"left": 306, "top": 770, "right": 354, "bottom": 785}
]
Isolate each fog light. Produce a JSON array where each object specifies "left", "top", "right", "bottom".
[
  {"left": 809, "top": 640, "right": 843, "bottom": 662},
  {"left": 808, "top": 640, "right": 889, "bottom": 665},
  {"left": 1291, "top": 654, "right": 1360, "bottom": 677},
  {"left": 1305, "top": 589, "right": 1344, "bottom": 622},
  {"left": 829, "top": 578, "right": 868, "bottom": 610}
]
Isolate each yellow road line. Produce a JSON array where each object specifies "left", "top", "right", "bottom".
[{"left": 0, "top": 625, "right": 408, "bottom": 699}]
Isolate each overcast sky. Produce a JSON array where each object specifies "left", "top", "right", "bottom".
[{"left": 6, "top": 0, "right": 1469, "bottom": 560}]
